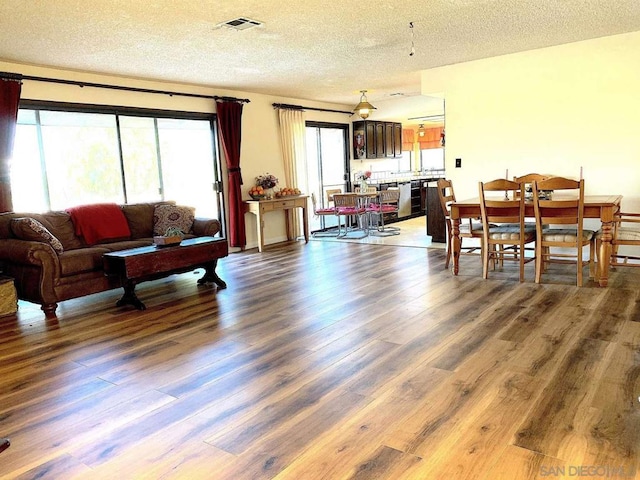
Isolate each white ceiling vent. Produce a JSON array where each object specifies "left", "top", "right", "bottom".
[{"left": 216, "top": 17, "right": 263, "bottom": 31}]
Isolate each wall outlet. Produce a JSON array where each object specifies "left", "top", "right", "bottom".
[{"left": 455, "top": 158, "right": 462, "bottom": 168}]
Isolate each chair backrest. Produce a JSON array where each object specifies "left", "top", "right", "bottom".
[
  {"left": 332, "top": 193, "right": 359, "bottom": 208},
  {"left": 478, "top": 179, "right": 526, "bottom": 228},
  {"left": 354, "top": 186, "right": 378, "bottom": 194},
  {"left": 513, "top": 173, "right": 552, "bottom": 199},
  {"left": 378, "top": 189, "right": 400, "bottom": 205},
  {"left": 532, "top": 177, "right": 584, "bottom": 227},
  {"left": 436, "top": 179, "right": 455, "bottom": 219},
  {"left": 513, "top": 173, "right": 552, "bottom": 184},
  {"left": 325, "top": 188, "right": 342, "bottom": 206}
]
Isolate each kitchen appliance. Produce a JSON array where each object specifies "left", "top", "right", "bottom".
[{"left": 397, "top": 181, "right": 412, "bottom": 218}]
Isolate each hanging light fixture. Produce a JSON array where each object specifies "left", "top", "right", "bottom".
[
  {"left": 353, "top": 90, "right": 376, "bottom": 119},
  {"left": 418, "top": 124, "right": 426, "bottom": 137}
]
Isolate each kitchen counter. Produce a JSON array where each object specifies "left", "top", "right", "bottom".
[{"left": 365, "top": 172, "right": 445, "bottom": 185}]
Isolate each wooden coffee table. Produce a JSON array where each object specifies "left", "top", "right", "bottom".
[{"left": 103, "top": 236, "right": 228, "bottom": 310}]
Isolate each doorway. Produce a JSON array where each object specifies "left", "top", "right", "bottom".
[{"left": 305, "top": 122, "right": 349, "bottom": 232}]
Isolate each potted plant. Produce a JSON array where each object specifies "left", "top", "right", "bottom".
[{"left": 154, "top": 227, "right": 184, "bottom": 246}]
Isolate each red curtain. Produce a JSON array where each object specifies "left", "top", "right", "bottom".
[
  {"left": 0, "top": 78, "right": 22, "bottom": 213},
  {"left": 216, "top": 100, "right": 246, "bottom": 247}
]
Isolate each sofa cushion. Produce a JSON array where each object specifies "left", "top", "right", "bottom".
[
  {"left": 34, "top": 212, "right": 85, "bottom": 250},
  {"left": 153, "top": 205, "right": 195, "bottom": 236},
  {"left": 11, "top": 217, "right": 64, "bottom": 254},
  {"left": 58, "top": 246, "right": 111, "bottom": 277},
  {"left": 122, "top": 203, "right": 156, "bottom": 239}
]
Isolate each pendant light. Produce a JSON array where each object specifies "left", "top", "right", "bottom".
[
  {"left": 353, "top": 90, "right": 376, "bottom": 119},
  {"left": 418, "top": 124, "right": 426, "bottom": 137}
]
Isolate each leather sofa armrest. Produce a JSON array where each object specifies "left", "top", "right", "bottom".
[
  {"left": 192, "top": 218, "right": 222, "bottom": 237},
  {"left": 0, "top": 239, "right": 61, "bottom": 305},
  {"left": 0, "top": 239, "right": 60, "bottom": 269}
]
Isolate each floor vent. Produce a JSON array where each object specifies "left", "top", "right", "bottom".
[{"left": 217, "top": 17, "right": 263, "bottom": 31}]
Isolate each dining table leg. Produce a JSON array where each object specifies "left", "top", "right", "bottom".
[
  {"left": 598, "top": 220, "right": 614, "bottom": 287},
  {"left": 452, "top": 217, "right": 461, "bottom": 275}
]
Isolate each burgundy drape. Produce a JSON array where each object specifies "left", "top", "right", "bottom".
[
  {"left": 0, "top": 78, "right": 22, "bottom": 213},
  {"left": 216, "top": 100, "right": 246, "bottom": 247}
]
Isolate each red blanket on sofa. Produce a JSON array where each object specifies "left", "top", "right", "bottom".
[{"left": 66, "top": 203, "right": 131, "bottom": 246}]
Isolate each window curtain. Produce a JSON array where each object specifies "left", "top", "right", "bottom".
[
  {"left": 0, "top": 76, "right": 22, "bottom": 213},
  {"left": 402, "top": 128, "right": 415, "bottom": 151},
  {"left": 216, "top": 100, "right": 245, "bottom": 248},
  {"left": 418, "top": 126, "right": 444, "bottom": 149},
  {"left": 276, "top": 108, "right": 306, "bottom": 238}
]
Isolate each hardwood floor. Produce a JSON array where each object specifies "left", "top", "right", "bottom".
[{"left": 0, "top": 241, "right": 639, "bottom": 479}]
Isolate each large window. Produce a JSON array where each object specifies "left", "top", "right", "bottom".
[{"left": 11, "top": 103, "right": 223, "bottom": 221}]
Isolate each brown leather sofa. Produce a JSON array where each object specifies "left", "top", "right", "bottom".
[{"left": 0, "top": 202, "right": 226, "bottom": 316}]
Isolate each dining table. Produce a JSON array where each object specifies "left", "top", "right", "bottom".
[{"left": 449, "top": 194, "right": 623, "bottom": 287}]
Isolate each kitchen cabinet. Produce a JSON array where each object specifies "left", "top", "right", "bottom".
[
  {"left": 393, "top": 123, "right": 402, "bottom": 156},
  {"left": 353, "top": 120, "right": 402, "bottom": 160},
  {"left": 375, "top": 122, "right": 385, "bottom": 157},
  {"left": 425, "top": 179, "right": 446, "bottom": 243},
  {"left": 384, "top": 123, "right": 394, "bottom": 158}
]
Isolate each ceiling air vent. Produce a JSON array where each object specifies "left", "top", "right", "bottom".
[{"left": 217, "top": 17, "right": 263, "bottom": 31}]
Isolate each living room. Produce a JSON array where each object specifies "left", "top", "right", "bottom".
[{"left": 1, "top": 2, "right": 640, "bottom": 478}]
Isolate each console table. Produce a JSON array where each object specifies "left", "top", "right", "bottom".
[{"left": 244, "top": 196, "right": 310, "bottom": 252}]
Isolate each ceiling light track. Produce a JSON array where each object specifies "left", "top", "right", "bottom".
[{"left": 407, "top": 114, "right": 444, "bottom": 121}]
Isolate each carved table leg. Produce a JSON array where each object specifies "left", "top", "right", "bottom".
[
  {"left": 452, "top": 217, "right": 461, "bottom": 275},
  {"left": 598, "top": 221, "right": 613, "bottom": 287},
  {"left": 197, "top": 260, "right": 227, "bottom": 289},
  {"left": 116, "top": 281, "right": 146, "bottom": 310}
]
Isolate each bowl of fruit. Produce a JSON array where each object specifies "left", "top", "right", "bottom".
[
  {"left": 248, "top": 185, "right": 266, "bottom": 200},
  {"left": 275, "top": 187, "right": 302, "bottom": 198}
]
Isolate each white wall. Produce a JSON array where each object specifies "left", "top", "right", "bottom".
[
  {"left": 421, "top": 30, "right": 640, "bottom": 213},
  {"left": 0, "top": 61, "right": 352, "bottom": 250}
]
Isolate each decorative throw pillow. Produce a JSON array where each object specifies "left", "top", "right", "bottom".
[
  {"left": 11, "top": 217, "right": 64, "bottom": 254},
  {"left": 153, "top": 205, "right": 195, "bottom": 236}
]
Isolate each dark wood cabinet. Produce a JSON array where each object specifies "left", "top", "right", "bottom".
[
  {"left": 393, "top": 123, "right": 402, "bottom": 156},
  {"left": 353, "top": 120, "right": 402, "bottom": 159},
  {"left": 384, "top": 123, "right": 394, "bottom": 158},
  {"left": 425, "top": 180, "right": 446, "bottom": 243},
  {"left": 375, "top": 122, "right": 385, "bottom": 158},
  {"left": 365, "top": 122, "right": 376, "bottom": 159}
]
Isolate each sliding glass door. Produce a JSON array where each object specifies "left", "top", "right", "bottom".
[{"left": 305, "top": 122, "right": 349, "bottom": 232}]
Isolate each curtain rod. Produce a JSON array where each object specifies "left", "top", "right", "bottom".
[
  {"left": 0, "top": 71, "right": 250, "bottom": 103},
  {"left": 272, "top": 103, "right": 352, "bottom": 115}
]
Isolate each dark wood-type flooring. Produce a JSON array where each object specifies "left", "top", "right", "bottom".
[{"left": 1, "top": 240, "right": 639, "bottom": 479}]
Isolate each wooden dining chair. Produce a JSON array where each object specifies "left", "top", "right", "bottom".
[
  {"left": 513, "top": 173, "right": 552, "bottom": 199},
  {"left": 596, "top": 211, "right": 640, "bottom": 277},
  {"left": 333, "top": 193, "right": 367, "bottom": 237},
  {"left": 479, "top": 179, "right": 536, "bottom": 282},
  {"left": 532, "top": 177, "right": 595, "bottom": 286},
  {"left": 437, "top": 179, "right": 484, "bottom": 269}
]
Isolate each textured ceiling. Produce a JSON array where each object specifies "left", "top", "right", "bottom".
[{"left": 1, "top": 0, "right": 640, "bottom": 108}]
